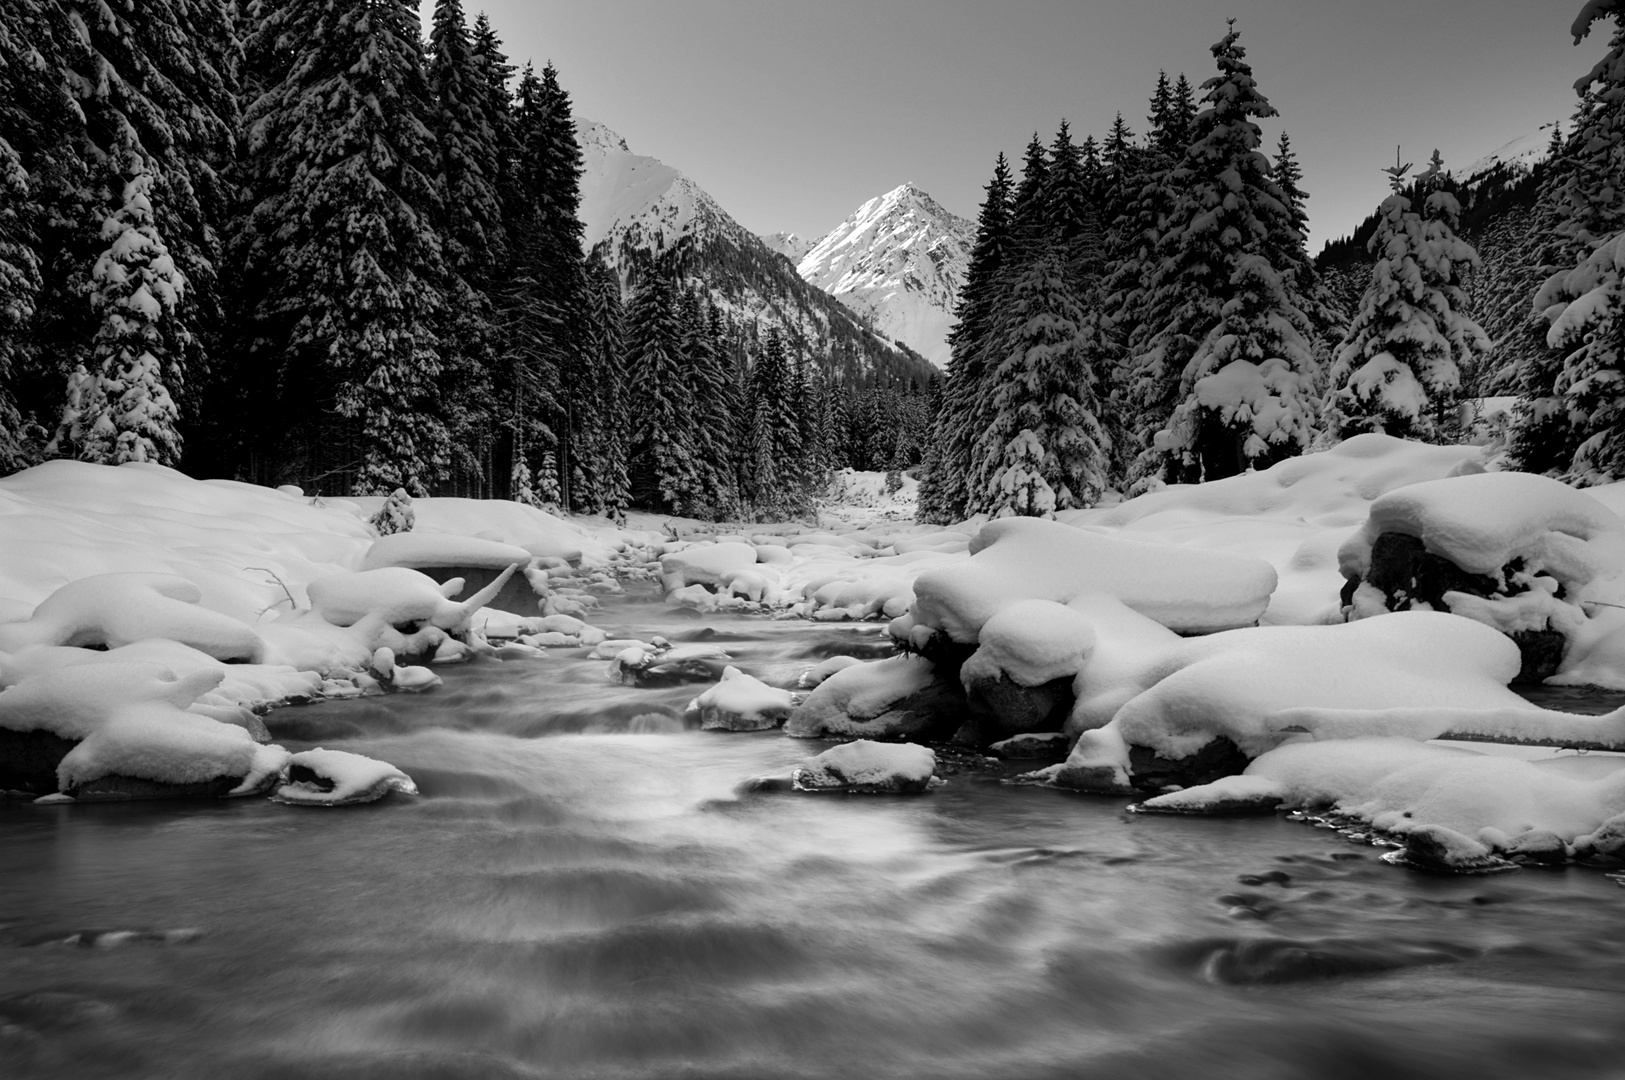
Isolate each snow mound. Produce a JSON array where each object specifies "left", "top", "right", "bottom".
[
  {"left": 0, "top": 573, "right": 266, "bottom": 662},
  {"left": 960, "top": 599, "right": 1097, "bottom": 688},
  {"left": 361, "top": 533, "right": 536, "bottom": 571},
  {"left": 911, "top": 517, "right": 1277, "bottom": 643},
  {"left": 1340, "top": 471, "right": 1625, "bottom": 579},
  {"left": 306, "top": 564, "right": 518, "bottom": 631},
  {"left": 1144, "top": 737, "right": 1625, "bottom": 865}
]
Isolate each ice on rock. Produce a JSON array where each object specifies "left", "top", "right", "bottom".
[
  {"left": 361, "top": 533, "right": 536, "bottom": 572},
  {"left": 0, "top": 573, "right": 266, "bottom": 662},
  {"left": 798, "top": 654, "right": 865, "bottom": 687},
  {"left": 911, "top": 517, "right": 1276, "bottom": 644},
  {"left": 690, "top": 666, "right": 795, "bottom": 731},
  {"left": 271, "top": 747, "right": 418, "bottom": 806},
  {"left": 792, "top": 740, "right": 938, "bottom": 794}
]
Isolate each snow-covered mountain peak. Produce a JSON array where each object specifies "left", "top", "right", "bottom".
[
  {"left": 761, "top": 231, "right": 815, "bottom": 263},
  {"left": 1454, "top": 121, "right": 1560, "bottom": 184},
  {"left": 571, "top": 117, "right": 933, "bottom": 387},
  {"left": 794, "top": 182, "right": 974, "bottom": 369}
]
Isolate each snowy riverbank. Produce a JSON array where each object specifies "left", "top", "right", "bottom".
[{"left": 6, "top": 440, "right": 1625, "bottom": 870}]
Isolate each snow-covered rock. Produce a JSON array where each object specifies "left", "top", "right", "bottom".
[
  {"left": 787, "top": 655, "right": 965, "bottom": 740},
  {"left": 271, "top": 748, "right": 418, "bottom": 807},
  {"left": 689, "top": 666, "right": 795, "bottom": 731},
  {"left": 792, "top": 740, "right": 938, "bottom": 794}
]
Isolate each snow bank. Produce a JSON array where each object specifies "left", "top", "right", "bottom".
[
  {"left": 361, "top": 533, "right": 536, "bottom": 571},
  {"left": 0, "top": 572, "right": 266, "bottom": 662},
  {"left": 911, "top": 517, "right": 1277, "bottom": 643},
  {"left": 1061, "top": 433, "right": 1481, "bottom": 625},
  {"left": 344, "top": 495, "right": 606, "bottom": 566},
  {"left": 1141, "top": 737, "right": 1625, "bottom": 865}
]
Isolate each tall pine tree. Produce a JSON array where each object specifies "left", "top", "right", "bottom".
[{"left": 238, "top": 0, "right": 451, "bottom": 494}]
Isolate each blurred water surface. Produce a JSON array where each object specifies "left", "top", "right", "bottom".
[{"left": 4, "top": 586, "right": 1625, "bottom": 1080}]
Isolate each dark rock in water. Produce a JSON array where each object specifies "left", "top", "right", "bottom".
[
  {"left": 1127, "top": 738, "right": 1251, "bottom": 793},
  {"left": 988, "top": 732, "right": 1070, "bottom": 761},
  {"left": 1172, "top": 934, "right": 1473, "bottom": 985},
  {"left": 1510, "top": 628, "right": 1566, "bottom": 684},
  {"left": 959, "top": 671, "right": 1073, "bottom": 746},
  {"left": 0, "top": 728, "right": 78, "bottom": 797},
  {"left": 1353, "top": 531, "right": 1569, "bottom": 685},
  {"left": 1577, "top": 814, "right": 1625, "bottom": 862},
  {"left": 66, "top": 772, "right": 268, "bottom": 802},
  {"left": 1504, "top": 829, "right": 1568, "bottom": 865}
]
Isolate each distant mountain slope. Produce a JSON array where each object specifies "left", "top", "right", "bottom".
[
  {"left": 761, "top": 231, "right": 815, "bottom": 263},
  {"left": 790, "top": 183, "right": 974, "bottom": 369},
  {"left": 575, "top": 120, "right": 935, "bottom": 387}
]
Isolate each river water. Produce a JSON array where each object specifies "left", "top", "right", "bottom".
[{"left": 4, "top": 586, "right": 1625, "bottom": 1079}]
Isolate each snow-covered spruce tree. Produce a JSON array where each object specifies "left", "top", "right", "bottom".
[
  {"left": 679, "top": 287, "right": 739, "bottom": 517},
  {"left": 625, "top": 266, "right": 699, "bottom": 513},
  {"left": 1508, "top": 2, "right": 1625, "bottom": 482},
  {"left": 583, "top": 255, "right": 630, "bottom": 516},
  {"left": 238, "top": 0, "right": 450, "bottom": 495},
  {"left": 1162, "top": 255, "right": 1318, "bottom": 481},
  {"left": 427, "top": 0, "right": 502, "bottom": 493},
  {"left": 917, "top": 153, "right": 1012, "bottom": 523},
  {"left": 1042, "top": 121, "right": 1102, "bottom": 285},
  {"left": 966, "top": 248, "right": 1111, "bottom": 517},
  {"left": 70, "top": 0, "right": 238, "bottom": 470},
  {"left": 0, "top": 0, "right": 75, "bottom": 470},
  {"left": 1325, "top": 153, "right": 1489, "bottom": 441},
  {"left": 505, "top": 62, "right": 590, "bottom": 508},
  {"left": 1122, "top": 23, "right": 1319, "bottom": 482},
  {"left": 50, "top": 165, "right": 188, "bottom": 465}
]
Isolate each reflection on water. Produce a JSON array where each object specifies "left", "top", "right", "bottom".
[{"left": 4, "top": 585, "right": 1625, "bottom": 1079}]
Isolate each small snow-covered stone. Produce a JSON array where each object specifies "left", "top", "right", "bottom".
[
  {"left": 271, "top": 748, "right": 417, "bottom": 806},
  {"left": 792, "top": 740, "right": 937, "bottom": 794},
  {"left": 690, "top": 667, "right": 795, "bottom": 731}
]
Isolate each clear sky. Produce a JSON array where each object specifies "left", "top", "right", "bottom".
[{"left": 430, "top": 1, "right": 1612, "bottom": 251}]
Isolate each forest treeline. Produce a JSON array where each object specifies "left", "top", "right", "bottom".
[
  {"left": 0, "top": 0, "right": 930, "bottom": 518},
  {"left": 919, "top": 8, "right": 1625, "bottom": 521}
]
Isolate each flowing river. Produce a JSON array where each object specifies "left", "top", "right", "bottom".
[{"left": 5, "top": 585, "right": 1625, "bottom": 1079}]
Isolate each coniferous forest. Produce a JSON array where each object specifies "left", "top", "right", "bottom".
[
  {"left": 0, "top": 0, "right": 932, "bottom": 519},
  {"left": 918, "top": 14, "right": 1625, "bottom": 522},
  {"left": 7, "top": 7, "right": 1625, "bottom": 524}
]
